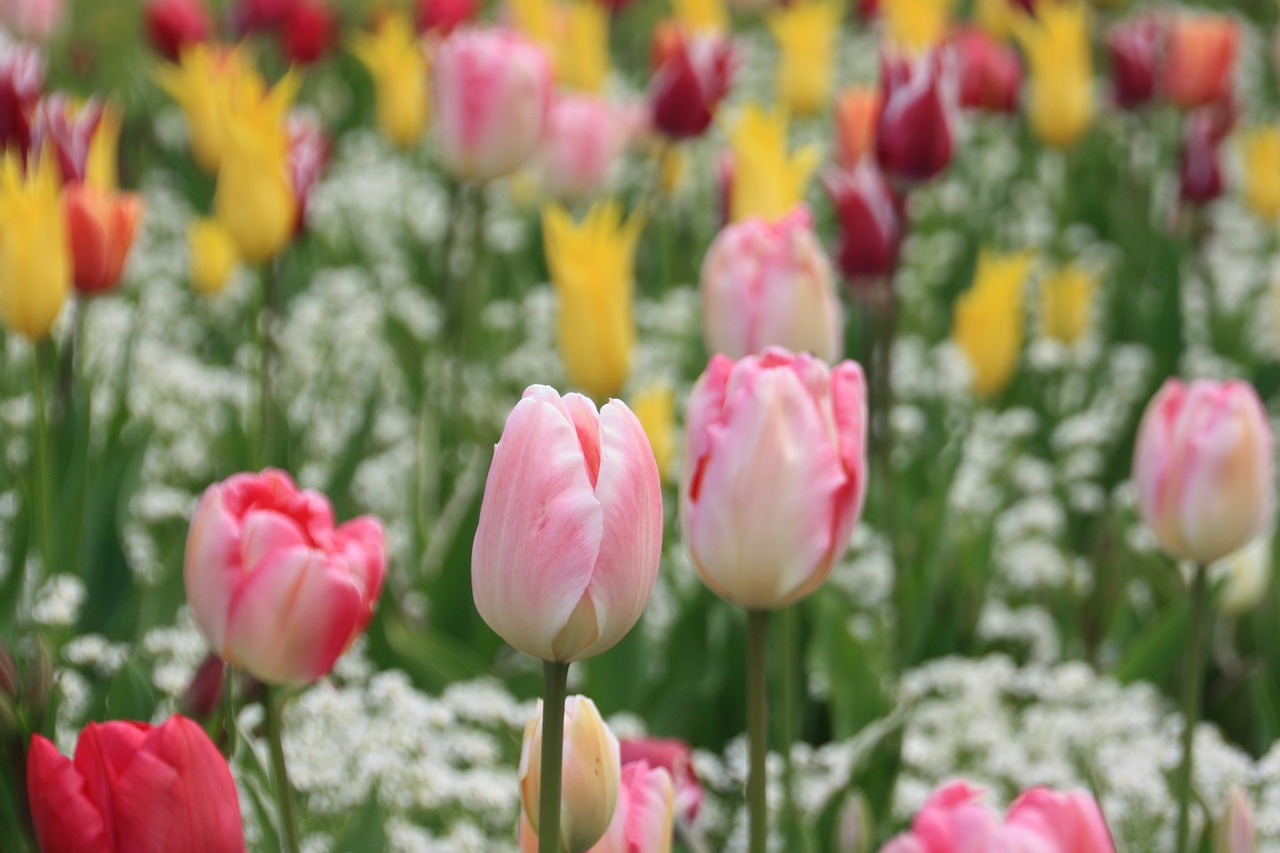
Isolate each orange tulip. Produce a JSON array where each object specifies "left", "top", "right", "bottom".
[
  {"left": 833, "top": 86, "right": 881, "bottom": 169},
  {"left": 63, "top": 185, "right": 143, "bottom": 295},
  {"left": 1163, "top": 14, "right": 1238, "bottom": 110}
]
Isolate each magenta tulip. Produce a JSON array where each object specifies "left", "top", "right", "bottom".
[{"left": 876, "top": 47, "right": 956, "bottom": 185}]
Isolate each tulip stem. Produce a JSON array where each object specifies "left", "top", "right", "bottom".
[
  {"left": 780, "top": 605, "right": 801, "bottom": 847},
  {"left": 539, "top": 660, "right": 570, "bottom": 853},
  {"left": 29, "top": 344, "right": 52, "bottom": 578},
  {"left": 747, "top": 609, "right": 768, "bottom": 853},
  {"left": 1175, "top": 563, "right": 1209, "bottom": 853},
  {"left": 263, "top": 686, "right": 301, "bottom": 853}
]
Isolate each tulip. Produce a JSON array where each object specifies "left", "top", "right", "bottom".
[
  {"left": 726, "top": 104, "right": 820, "bottom": 223},
  {"left": 181, "top": 653, "right": 226, "bottom": 719},
  {"left": 520, "top": 696, "right": 622, "bottom": 853},
  {"left": 351, "top": 12, "right": 430, "bottom": 150},
  {"left": 155, "top": 45, "right": 251, "bottom": 173},
  {"left": 1107, "top": 15, "right": 1162, "bottom": 109},
  {"left": 1039, "top": 263, "right": 1096, "bottom": 345},
  {"left": 233, "top": 0, "right": 296, "bottom": 33},
  {"left": 472, "top": 385, "right": 663, "bottom": 661},
  {"left": 1212, "top": 534, "right": 1272, "bottom": 617},
  {"left": 951, "top": 249, "right": 1030, "bottom": 398},
  {"left": 417, "top": 0, "right": 475, "bottom": 34},
  {"left": 649, "top": 30, "right": 735, "bottom": 140},
  {"left": 543, "top": 200, "right": 643, "bottom": 400},
  {"left": 767, "top": 0, "right": 842, "bottom": 118},
  {"left": 1163, "top": 14, "right": 1238, "bottom": 111},
  {"left": 952, "top": 26, "right": 1020, "bottom": 114},
  {"left": 834, "top": 86, "right": 880, "bottom": 169},
  {"left": 145, "top": 0, "right": 212, "bottom": 62},
  {"left": 183, "top": 468, "right": 387, "bottom": 685},
  {"left": 0, "top": 40, "right": 43, "bottom": 157},
  {"left": 539, "top": 95, "right": 630, "bottom": 202},
  {"left": 63, "top": 184, "right": 143, "bottom": 296},
  {"left": 188, "top": 217, "right": 240, "bottom": 296},
  {"left": 1014, "top": 0, "right": 1095, "bottom": 149},
  {"left": 619, "top": 738, "right": 702, "bottom": 823},
  {"left": 672, "top": 0, "right": 727, "bottom": 35},
  {"left": 681, "top": 349, "right": 867, "bottom": 610},
  {"left": 1216, "top": 788, "right": 1254, "bottom": 853},
  {"left": 1180, "top": 107, "right": 1227, "bottom": 206},
  {"left": 30, "top": 94, "right": 103, "bottom": 185},
  {"left": 559, "top": 0, "right": 611, "bottom": 94},
  {"left": 881, "top": 780, "right": 1000, "bottom": 851},
  {"left": 281, "top": 0, "right": 338, "bottom": 65},
  {"left": 0, "top": 151, "right": 68, "bottom": 341},
  {"left": 1002, "top": 788, "right": 1116, "bottom": 852},
  {"left": 1241, "top": 126, "right": 1280, "bottom": 221},
  {"left": 0, "top": 0, "right": 63, "bottom": 41},
  {"left": 592, "top": 762, "right": 676, "bottom": 853},
  {"left": 1132, "top": 379, "right": 1273, "bottom": 566},
  {"left": 700, "top": 205, "right": 841, "bottom": 362},
  {"left": 823, "top": 161, "right": 904, "bottom": 284},
  {"left": 27, "top": 716, "right": 245, "bottom": 853},
  {"left": 880, "top": 0, "right": 953, "bottom": 56},
  {"left": 288, "top": 110, "right": 328, "bottom": 234},
  {"left": 433, "top": 28, "right": 553, "bottom": 183},
  {"left": 876, "top": 47, "right": 955, "bottom": 185}
]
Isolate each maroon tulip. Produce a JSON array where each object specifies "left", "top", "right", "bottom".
[
  {"left": 180, "top": 654, "right": 227, "bottom": 719},
  {"left": 0, "top": 41, "right": 43, "bottom": 158},
  {"left": 281, "top": 0, "right": 337, "bottom": 64},
  {"left": 1179, "top": 107, "right": 1228, "bottom": 205},
  {"left": 649, "top": 30, "right": 735, "bottom": 140},
  {"left": 416, "top": 0, "right": 475, "bottom": 35},
  {"left": 27, "top": 716, "right": 245, "bottom": 852},
  {"left": 876, "top": 47, "right": 956, "bottom": 185},
  {"left": 824, "top": 161, "right": 904, "bottom": 283},
  {"left": 288, "top": 109, "right": 329, "bottom": 234},
  {"left": 952, "top": 27, "right": 1020, "bottom": 114},
  {"left": 30, "top": 94, "right": 102, "bottom": 185},
  {"left": 620, "top": 737, "right": 703, "bottom": 823},
  {"left": 1107, "top": 15, "right": 1162, "bottom": 109},
  {"left": 144, "top": 0, "right": 212, "bottom": 61}
]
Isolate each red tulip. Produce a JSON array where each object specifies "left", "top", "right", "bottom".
[
  {"left": 416, "top": 0, "right": 475, "bottom": 35},
  {"left": 0, "top": 41, "right": 44, "bottom": 157},
  {"left": 1179, "top": 106, "right": 1228, "bottom": 205},
  {"left": 823, "top": 161, "right": 905, "bottom": 283},
  {"left": 64, "top": 184, "right": 144, "bottom": 295},
  {"left": 1107, "top": 15, "right": 1162, "bottom": 109},
  {"left": 288, "top": 110, "right": 329, "bottom": 234},
  {"left": 281, "top": 0, "right": 337, "bottom": 64},
  {"left": 144, "top": 0, "right": 212, "bottom": 62},
  {"left": 27, "top": 716, "right": 245, "bottom": 853},
  {"left": 876, "top": 47, "right": 956, "bottom": 185},
  {"left": 649, "top": 30, "right": 735, "bottom": 140},
  {"left": 952, "top": 27, "right": 1020, "bottom": 114}
]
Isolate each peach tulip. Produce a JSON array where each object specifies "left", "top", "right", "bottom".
[
  {"left": 1163, "top": 14, "right": 1238, "bottom": 110},
  {"left": 63, "top": 184, "right": 143, "bottom": 295},
  {"left": 472, "top": 386, "right": 663, "bottom": 662}
]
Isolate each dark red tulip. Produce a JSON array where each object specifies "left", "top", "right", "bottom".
[
  {"left": 144, "top": 0, "right": 212, "bottom": 62},
  {"left": 0, "top": 41, "right": 43, "bottom": 157},
  {"left": 281, "top": 0, "right": 337, "bottom": 64},
  {"left": 416, "top": 0, "right": 475, "bottom": 35},
  {"left": 1107, "top": 15, "right": 1162, "bottom": 109},
  {"left": 649, "top": 30, "right": 735, "bottom": 140},
  {"left": 952, "top": 27, "right": 1020, "bottom": 114},
  {"left": 1179, "top": 107, "right": 1228, "bottom": 205},
  {"left": 30, "top": 94, "right": 102, "bottom": 185},
  {"left": 233, "top": 0, "right": 297, "bottom": 34},
  {"left": 620, "top": 737, "right": 704, "bottom": 824},
  {"left": 824, "top": 161, "right": 905, "bottom": 282},
  {"left": 180, "top": 654, "right": 226, "bottom": 720},
  {"left": 289, "top": 109, "right": 329, "bottom": 234},
  {"left": 876, "top": 47, "right": 955, "bottom": 185}
]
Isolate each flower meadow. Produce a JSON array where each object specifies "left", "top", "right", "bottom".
[{"left": 6, "top": 0, "right": 1280, "bottom": 850}]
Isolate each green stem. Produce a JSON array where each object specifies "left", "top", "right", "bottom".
[
  {"left": 747, "top": 610, "right": 769, "bottom": 853},
  {"left": 1174, "top": 564, "right": 1209, "bottom": 853},
  {"left": 780, "top": 605, "right": 799, "bottom": 846},
  {"left": 263, "top": 686, "right": 301, "bottom": 853},
  {"left": 469, "top": 185, "right": 489, "bottom": 358},
  {"left": 539, "top": 660, "right": 570, "bottom": 853},
  {"left": 30, "top": 344, "right": 52, "bottom": 577}
]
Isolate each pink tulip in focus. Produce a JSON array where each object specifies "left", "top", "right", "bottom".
[
  {"left": 1107, "top": 15, "right": 1162, "bottom": 109},
  {"left": 620, "top": 737, "right": 703, "bottom": 823},
  {"left": 1002, "top": 788, "right": 1116, "bottom": 852},
  {"left": 0, "top": 0, "right": 63, "bottom": 41},
  {"left": 823, "top": 161, "right": 905, "bottom": 284},
  {"left": 700, "top": 205, "right": 842, "bottom": 363},
  {"left": 876, "top": 47, "right": 956, "bottom": 185},
  {"left": 433, "top": 28, "right": 553, "bottom": 183},
  {"left": 472, "top": 386, "right": 663, "bottom": 662},
  {"left": 183, "top": 469, "right": 387, "bottom": 685},
  {"left": 1133, "top": 378, "right": 1273, "bottom": 565},
  {"left": 649, "top": 30, "right": 736, "bottom": 140},
  {"left": 681, "top": 349, "right": 867, "bottom": 610},
  {"left": 539, "top": 95, "right": 631, "bottom": 203},
  {"left": 952, "top": 27, "right": 1021, "bottom": 114},
  {"left": 592, "top": 762, "right": 676, "bottom": 853},
  {"left": 145, "top": 0, "right": 213, "bottom": 62}
]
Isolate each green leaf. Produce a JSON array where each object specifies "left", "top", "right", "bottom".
[
  {"left": 1115, "top": 600, "right": 1190, "bottom": 686},
  {"left": 330, "top": 785, "right": 388, "bottom": 853}
]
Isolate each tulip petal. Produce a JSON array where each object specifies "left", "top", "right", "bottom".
[
  {"left": 240, "top": 507, "right": 309, "bottom": 572},
  {"left": 73, "top": 720, "right": 151, "bottom": 838},
  {"left": 27, "top": 734, "right": 109, "bottom": 853},
  {"left": 623, "top": 764, "right": 676, "bottom": 853},
  {"left": 184, "top": 487, "right": 243, "bottom": 652}
]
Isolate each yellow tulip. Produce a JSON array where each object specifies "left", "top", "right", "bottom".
[
  {"left": 1039, "top": 263, "right": 1096, "bottom": 344},
  {"left": 975, "top": 0, "right": 1015, "bottom": 40},
  {"left": 86, "top": 101, "right": 122, "bottom": 192},
  {"left": 509, "top": 0, "right": 557, "bottom": 47},
  {"left": 727, "top": 103, "right": 820, "bottom": 223},
  {"left": 351, "top": 13, "right": 430, "bottom": 149},
  {"left": 672, "top": 0, "right": 727, "bottom": 34},
  {"left": 188, "top": 218, "right": 240, "bottom": 296},
  {"left": 559, "top": 0, "right": 611, "bottom": 93},
  {"left": 213, "top": 70, "right": 299, "bottom": 265},
  {"left": 952, "top": 250, "right": 1031, "bottom": 398},
  {"left": 881, "top": 0, "right": 953, "bottom": 54},
  {"left": 543, "top": 200, "right": 644, "bottom": 400},
  {"left": 1014, "top": 0, "right": 1094, "bottom": 149},
  {"left": 767, "top": 0, "right": 843, "bottom": 118},
  {"left": 155, "top": 44, "right": 250, "bottom": 173},
  {"left": 0, "top": 152, "right": 69, "bottom": 341},
  {"left": 1241, "top": 127, "right": 1280, "bottom": 221},
  {"left": 632, "top": 382, "right": 677, "bottom": 481}
]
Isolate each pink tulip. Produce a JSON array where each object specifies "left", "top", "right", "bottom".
[
  {"left": 1001, "top": 788, "right": 1115, "bottom": 852},
  {"left": 951, "top": 27, "right": 1021, "bottom": 114},
  {"left": 183, "top": 469, "right": 387, "bottom": 685},
  {"left": 681, "top": 349, "right": 867, "bottom": 610},
  {"left": 0, "top": 0, "right": 63, "bottom": 41},
  {"left": 876, "top": 47, "right": 956, "bottom": 185},
  {"left": 1133, "top": 378, "right": 1273, "bottom": 566},
  {"left": 619, "top": 737, "right": 703, "bottom": 824},
  {"left": 539, "top": 95, "right": 631, "bottom": 203},
  {"left": 472, "top": 386, "right": 663, "bottom": 662},
  {"left": 699, "top": 205, "right": 842, "bottom": 363},
  {"left": 433, "top": 28, "right": 553, "bottom": 183},
  {"left": 593, "top": 762, "right": 676, "bottom": 853}
]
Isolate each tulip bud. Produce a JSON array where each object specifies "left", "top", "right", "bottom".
[
  {"left": 836, "top": 791, "right": 872, "bottom": 853},
  {"left": 823, "top": 161, "right": 905, "bottom": 284},
  {"left": 187, "top": 217, "right": 240, "bottom": 296},
  {"left": 833, "top": 86, "right": 880, "bottom": 170},
  {"left": 539, "top": 95, "right": 631, "bottom": 203},
  {"left": 1179, "top": 108, "right": 1227, "bottom": 206},
  {"left": 681, "top": 349, "right": 868, "bottom": 610},
  {"left": 619, "top": 737, "right": 702, "bottom": 824},
  {"left": 281, "top": 0, "right": 337, "bottom": 65},
  {"left": 700, "top": 205, "right": 842, "bottom": 363},
  {"left": 417, "top": 0, "right": 475, "bottom": 34},
  {"left": 876, "top": 47, "right": 955, "bottom": 185},
  {"left": 520, "top": 695, "right": 621, "bottom": 853},
  {"left": 63, "top": 185, "right": 143, "bottom": 296},
  {"left": 648, "top": 31, "right": 735, "bottom": 140},
  {"left": 882, "top": 781, "right": 1000, "bottom": 851},
  {"left": 1212, "top": 534, "right": 1272, "bottom": 617},
  {"left": 0, "top": 0, "right": 64, "bottom": 42},
  {"left": 593, "top": 762, "right": 676, "bottom": 853},
  {"left": 1215, "top": 788, "right": 1255, "bottom": 853},
  {"left": 0, "top": 150, "right": 70, "bottom": 342},
  {"left": 1163, "top": 14, "right": 1238, "bottom": 111},
  {"left": 472, "top": 386, "right": 663, "bottom": 662},
  {"left": 1014, "top": 0, "right": 1095, "bottom": 149},
  {"left": 1133, "top": 379, "right": 1274, "bottom": 566},
  {"left": 952, "top": 27, "right": 1020, "bottom": 114},
  {"left": 1107, "top": 15, "right": 1161, "bottom": 109},
  {"left": 144, "top": 0, "right": 212, "bottom": 62},
  {"left": 1002, "top": 788, "right": 1116, "bottom": 851}
]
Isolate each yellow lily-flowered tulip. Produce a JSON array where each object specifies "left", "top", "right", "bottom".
[
  {"left": 543, "top": 200, "right": 644, "bottom": 400},
  {"left": 952, "top": 250, "right": 1031, "bottom": 398},
  {"left": 727, "top": 104, "right": 820, "bottom": 223},
  {"left": 673, "top": 0, "right": 727, "bottom": 34},
  {"left": 155, "top": 44, "right": 250, "bottom": 173},
  {"left": 767, "top": 0, "right": 843, "bottom": 117},
  {"left": 188, "top": 218, "right": 240, "bottom": 296},
  {"left": 0, "top": 152, "right": 69, "bottom": 341},
  {"left": 1015, "top": 0, "right": 1094, "bottom": 149},
  {"left": 213, "top": 70, "right": 299, "bottom": 265},
  {"left": 881, "top": 0, "right": 953, "bottom": 54},
  {"left": 559, "top": 0, "right": 610, "bottom": 93},
  {"left": 975, "top": 0, "right": 1015, "bottom": 40},
  {"left": 632, "top": 382, "right": 677, "bottom": 481},
  {"left": 1039, "top": 263, "right": 1096, "bottom": 344},
  {"left": 1241, "top": 127, "right": 1280, "bottom": 220},
  {"left": 86, "top": 101, "right": 122, "bottom": 191},
  {"left": 510, "top": 0, "right": 557, "bottom": 47},
  {"left": 351, "top": 13, "right": 430, "bottom": 149}
]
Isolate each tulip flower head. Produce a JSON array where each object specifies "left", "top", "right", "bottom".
[
  {"left": 544, "top": 200, "right": 644, "bottom": 400},
  {"left": 1132, "top": 378, "right": 1274, "bottom": 566},
  {"left": 1241, "top": 126, "right": 1280, "bottom": 221},
  {"left": 0, "top": 0, "right": 64, "bottom": 42},
  {"left": 145, "top": 0, "right": 213, "bottom": 62},
  {"left": 417, "top": 0, "right": 475, "bottom": 34},
  {"left": 472, "top": 386, "right": 664, "bottom": 662},
  {"left": 823, "top": 160, "right": 904, "bottom": 283},
  {"left": 155, "top": 45, "right": 252, "bottom": 173},
  {"left": 1039, "top": 263, "right": 1096, "bottom": 345},
  {"left": 351, "top": 13, "right": 430, "bottom": 149},
  {"left": 952, "top": 26, "right": 1021, "bottom": 114},
  {"left": 1180, "top": 106, "right": 1228, "bottom": 206},
  {"left": 282, "top": 0, "right": 338, "bottom": 65},
  {"left": 1107, "top": 15, "right": 1162, "bottom": 110},
  {"left": 881, "top": 0, "right": 953, "bottom": 56},
  {"left": 952, "top": 249, "right": 1031, "bottom": 398},
  {"left": 63, "top": 184, "right": 143, "bottom": 296},
  {"left": 620, "top": 737, "right": 703, "bottom": 823},
  {"left": 30, "top": 94, "right": 104, "bottom": 185},
  {"left": 1163, "top": 14, "right": 1238, "bottom": 111},
  {"left": 538, "top": 95, "right": 631, "bottom": 202},
  {"left": 681, "top": 349, "right": 868, "bottom": 610},
  {"left": 631, "top": 382, "right": 678, "bottom": 483},
  {"left": 648, "top": 30, "right": 735, "bottom": 140},
  {"left": 591, "top": 762, "right": 676, "bottom": 853},
  {"left": 833, "top": 86, "right": 881, "bottom": 169},
  {"left": 0, "top": 40, "right": 43, "bottom": 157},
  {"left": 184, "top": 469, "right": 387, "bottom": 685},
  {"left": 188, "top": 217, "right": 240, "bottom": 296},
  {"left": 0, "top": 151, "right": 68, "bottom": 341},
  {"left": 767, "top": 0, "right": 842, "bottom": 118},
  {"left": 1217, "top": 788, "right": 1255, "bottom": 853},
  {"left": 1014, "top": 0, "right": 1094, "bottom": 149},
  {"left": 876, "top": 47, "right": 956, "bottom": 185},
  {"left": 725, "top": 103, "right": 820, "bottom": 223}
]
